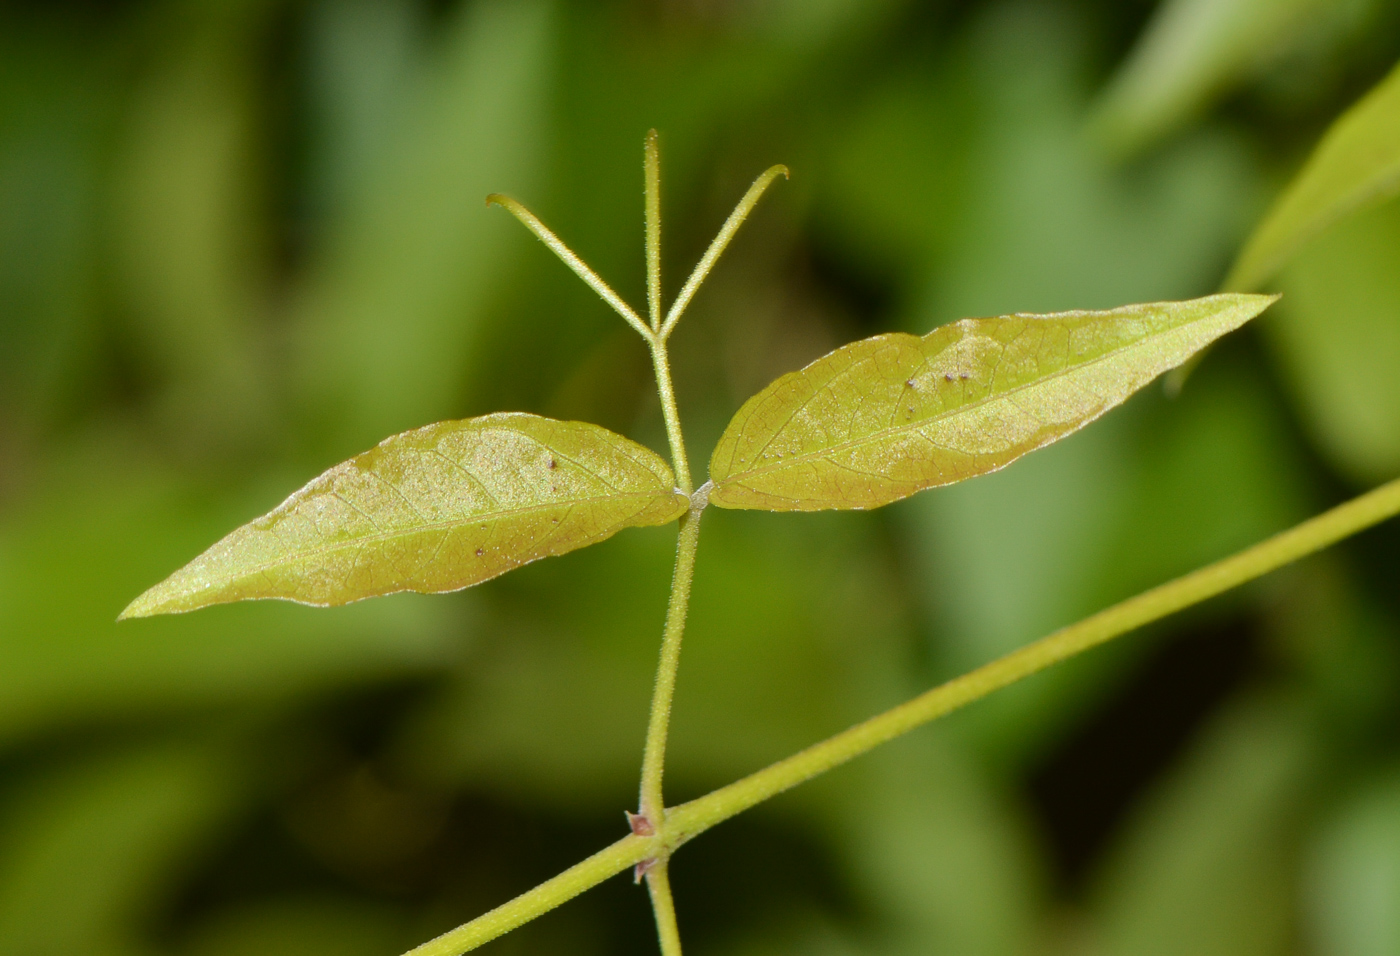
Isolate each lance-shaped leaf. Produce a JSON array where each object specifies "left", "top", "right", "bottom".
[
  {"left": 1226, "top": 60, "right": 1400, "bottom": 292},
  {"left": 122, "top": 414, "right": 688, "bottom": 617},
  {"left": 707, "top": 294, "right": 1277, "bottom": 512}
]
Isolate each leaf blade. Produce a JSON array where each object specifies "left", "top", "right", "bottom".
[
  {"left": 708, "top": 294, "right": 1277, "bottom": 512},
  {"left": 122, "top": 414, "right": 688, "bottom": 616},
  {"left": 1091, "top": 0, "right": 1338, "bottom": 157},
  {"left": 1226, "top": 60, "right": 1400, "bottom": 292}
]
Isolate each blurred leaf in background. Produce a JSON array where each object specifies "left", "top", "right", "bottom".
[
  {"left": 1306, "top": 768, "right": 1400, "bottom": 956},
  {"left": 1091, "top": 0, "right": 1381, "bottom": 157}
]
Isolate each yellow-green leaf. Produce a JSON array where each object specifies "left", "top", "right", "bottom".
[
  {"left": 1226, "top": 60, "right": 1400, "bottom": 292},
  {"left": 121, "top": 414, "right": 688, "bottom": 617},
  {"left": 707, "top": 294, "right": 1277, "bottom": 512}
]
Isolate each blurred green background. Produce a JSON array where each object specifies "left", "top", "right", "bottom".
[{"left": 2, "top": 0, "right": 1400, "bottom": 954}]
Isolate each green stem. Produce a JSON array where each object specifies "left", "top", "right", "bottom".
[
  {"left": 640, "top": 505, "right": 703, "bottom": 823},
  {"left": 660, "top": 165, "right": 787, "bottom": 340},
  {"left": 662, "top": 474, "right": 1400, "bottom": 847},
  {"left": 401, "top": 475, "right": 1400, "bottom": 956},
  {"left": 645, "top": 130, "right": 662, "bottom": 332},
  {"left": 645, "top": 863, "right": 684, "bottom": 956},
  {"left": 650, "top": 340, "right": 692, "bottom": 494},
  {"left": 487, "top": 193, "right": 654, "bottom": 342},
  {"left": 401, "top": 834, "right": 651, "bottom": 956}
]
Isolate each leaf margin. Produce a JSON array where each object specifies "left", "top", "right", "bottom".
[
  {"left": 120, "top": 413, "right": 689, "bottom": 618},
  {"left": 707, "top": 293, "right": 1279, "bottom": 513}
]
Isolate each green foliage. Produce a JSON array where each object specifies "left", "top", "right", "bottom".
[
  {"left": 5, "top": 3, "right": 1400, "bottom": 956},
  {"left": 123, "top": 414, "right": 687, "bottom": 616},
  {"left": 1307, "top": 768, "right": 1400, "bottom": 956},
  {"left": 1228, "top": 59, "right": 1400, "bottom": 292},
  {"left": 1092, "top": 0, "right": 1367, "bottom": 156},
  {"left": 708, "top": 296, "right": 1273, "bottom": 511},
  {"left": 117, "top": 118, "right": 1302, "bottom": 953},
  {"left": 1266, "top": 200, "right": 1400, "bottom": 480}
]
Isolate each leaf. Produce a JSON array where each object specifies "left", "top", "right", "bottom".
[
  {"left": 1226, "top": 60, "right": 1400, "bottom": 292},
  {"left": 1088, "top": 694, "right": 1313, "bottom": 956},
  {"left": 707, "top": 294, "right": 1277, "bottom": 512},
  {"left": 1264, "top": 198, "right": 1400, "bottom": 481},
  {"left": 1305, "top": 767, "right": 1400, "bottom": 956},
  {"left": 0, "top": 738, "right": 243, "bottom": 955},
  {"left": 121, "top": 414, "right": 688, "bottom": 617},
  {"left": 1091, "top": 0, "right": 1341, "bottom": 157}
]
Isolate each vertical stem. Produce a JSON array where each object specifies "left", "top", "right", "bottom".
[
  {"left": 639, "top": 505, "right": 702, "bottom": 823},
  {"left": 644, "top": 130, "right": 662, "bottom": 332},
  {"left": 649, "top": 340, "right": 692, "bottom": 494},
  {"left": 645, "top": 863, "right": 684, "bottom": 956}
]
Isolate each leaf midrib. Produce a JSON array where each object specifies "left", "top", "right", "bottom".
[
  {"left": 193, "top": 488, "right": 682, "bottom": 586},
  {"left": 713, "top": 315, "right": 1213, "bottom": 489}
]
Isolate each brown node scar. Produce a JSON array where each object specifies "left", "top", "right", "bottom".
[{"left": 625, "top": 811, "right": 657, "bottom": 881}]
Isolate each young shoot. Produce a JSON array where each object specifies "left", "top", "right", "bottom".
[{"left": 121, "top": 130, "right": 1400, "bottom": 956}]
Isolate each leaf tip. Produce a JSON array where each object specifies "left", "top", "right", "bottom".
[
  {"left": 118, "top": 568, "right": 214, "bottom": 619},
  {"left": 117, "top": 587, "right": 162, "bottom": 620}
]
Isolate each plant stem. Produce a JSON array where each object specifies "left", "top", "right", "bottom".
[
  {"left": 403, "top": 475, "right": 1400, "bottom": 956},
  {"left": 660, "top": 164, "right": 788, "bottom": 339},
  {"left": 661, "top": 474, "right": 1400, "bottom": 847},
  {"left": 640, "top": 505, "right": 703, "bottom": 823},
  {"left": 401, "top": 834, "right": 651, "bottom": 956},
  {"left": 645, "top": 130, "right": 662, "bottom": 332},
  {"left": 645, "top": 863, "right": 684, "bottom": 956},
  {"left": 487, "top": 193, "right": 654, "bottom": 341},
  {"left": 649, "top": 339, "right": 692, "bottom": 494}
]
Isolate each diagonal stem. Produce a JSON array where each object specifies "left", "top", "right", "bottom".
[
  {"left": 660, "top": 165, "right": 788, "bottom": 340},
  {"left": 400, "top": 474, "right": 1400, "bottom": 956},
  {"left": 402, "top": 833, "right": 651, "bottom": 956},
  {"left": 488, "top": 193, "right": 653, "bottom": 341},
  {"left": 662, "top": 475, "right": 1400, "bottom": 843}
]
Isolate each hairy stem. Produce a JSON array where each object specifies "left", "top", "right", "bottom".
[
  {"left": 660, "top": 165, "right": 787, "bottom": 339},
  {"left": 640, "top": 505, "right": 703, "bottom": 823},
  {"left": 487, "top": 193, "right": 653, "bottom": 341},
  {"left": 645, "top": 863, "right": 685, "bottom": 956},
  {"left": 645, "top": 130, "right": 662, "bottom": 332},
  {"left": 650, "top": 340, "right": 692, "bottom": 494},
  {"left": 401, "top": 475, "right": 1400, "bottom": 956}
]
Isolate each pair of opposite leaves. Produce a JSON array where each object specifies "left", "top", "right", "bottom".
[{"left": 122, "top": 293, "right": 1276, "bottom": 618}]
